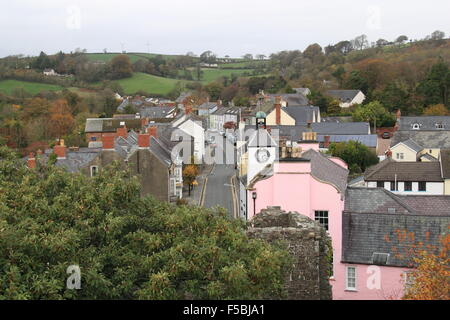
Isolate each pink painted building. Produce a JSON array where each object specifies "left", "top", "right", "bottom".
[{"left": 245, "top": 146, "right": 450, "bottom": 299}]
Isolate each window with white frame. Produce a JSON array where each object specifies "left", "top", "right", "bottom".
[
  {"left": 314, "top": 210, "right": 329, "bottom": 231},
  {"left": 346, "top": 266, "right": 357, "bottom": 290},
  {"left": 396, "top": 153, "right": 404, "bottom": 160},
  {"left": 90, "top": 165, "right": 99, "bottom": 177}
]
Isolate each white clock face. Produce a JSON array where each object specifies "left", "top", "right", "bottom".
[{"left": 256, "top": 149, "right": 270, "bottom": 163}]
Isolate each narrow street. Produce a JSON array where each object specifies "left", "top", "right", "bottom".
[{"left": 202, "top": 136, "right": 237, "bottom": 218}]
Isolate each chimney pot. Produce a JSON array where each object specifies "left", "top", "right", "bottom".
[
  {"left": 53, "top": 144, "right": 66, "bottom": 159},
  {"left": 27, "top": 152, "right": 36, "bottom": 169},
  {"left": 102, "top": 135, "right": 115, "bottom": 150},
  {"left": 138, "top": 134, "right": 151, "bottom": 148},
  {"left": 146, "top": 126, "right": 158, "bottom": 138},
  {"left": 324, "top": 135, "right": 331, "bottom": 148},
  {"left": 116, "top": 125, "right": 128, "bottom": 139}
]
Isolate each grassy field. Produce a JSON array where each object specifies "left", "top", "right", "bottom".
[
  {"left": 0, "top": 80, "right": 63, "bottom": 95},
  {"left": 85, "top": 52, "right": 182, "bottom": 63},
  {"left": 198, "top": 68, "right": 255, "bottom": 82},
  {"left": 107, "top": 72, "right": 187, "bottom": 95}
]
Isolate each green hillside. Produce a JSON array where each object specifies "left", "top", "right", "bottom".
[
  {"left": 107, "top": 72, "right": 187, "bottom": 95},
  {"left": 0, "top": 80, "right": 63, "bottom": 95}
]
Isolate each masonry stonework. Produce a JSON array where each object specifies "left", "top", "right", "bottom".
[{"left": 247, "top": 207, "right": 332, "bottom": 300}]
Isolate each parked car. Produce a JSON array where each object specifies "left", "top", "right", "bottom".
[{"left": 382, "top": 132, "right": 390, "bottom": 139}]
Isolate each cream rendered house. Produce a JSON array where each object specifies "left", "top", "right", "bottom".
[{"left": 389, "top": 139, "right": 423, "bottom": 162}]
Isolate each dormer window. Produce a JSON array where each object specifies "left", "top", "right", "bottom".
[
  {"left": 435, "top": 123, "right": 444, "bottom": 129},
  {"left": 412, "top": 123, "right": 420, "bottom": 130}
]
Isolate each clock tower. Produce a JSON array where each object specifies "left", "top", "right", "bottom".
[{"left": 247, "top": 127, "right": 278, "bottom": 183}]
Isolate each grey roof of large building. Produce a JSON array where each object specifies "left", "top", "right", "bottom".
[
  {"left": 364, "top": 158, "right": 443, "bottom": 182},
  {"left": 397, "top": 116, "right": 450, "bottom": 131},
  {"left": 248, "top": 149, "right": 348, "bottom": 195},
  {"left": 391, "top": 130, "right": 450, "bottom": 149},
  {"left": 343, "top": 187, "right": 450, "bottom": 267},
  {"left": 326, "top": 90, "right": 361, "bottom": 102},
  {"left": 245, "top": 122, "right": 370, "bottom": 141},
  {"left": 317, "top": 134, "right": 378, "bottom": 148},
  {"left": 35, "top": 148, "right": 102, "bottom": 172},
  {"left": 197, "top": 102, "right": 219, "bottom": 110},
  {"left": 302, "top": 149, "right": 349, "bottom": 195},
  {"left": 283, "top": 106, "right": 320, "bottom": 125},
  {"left": 139, "top": 107, "right": 176, "bottom": 119},
  {"left": 85, "top": 118, "right": 142, "bottom": 133},
  {"left": 267, "top": 93, "right": 309, "bottom": 107},
  {"left": 212, "top": 106, "right": 241, "bottom": 116}
]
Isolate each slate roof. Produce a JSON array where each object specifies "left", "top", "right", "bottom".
[
  {"left": 317, "top": 134, "right": 378, "bottom": 148},
  {"left": 139, "top": 107, "right": 176, "bottom": 119},
  {"left": 326, "top": 90, "right": 361, "bottom": 102},
  {"left": 246, "top": 122, "right": 370, "bottom": 141},
  {"left": 364, "top": 158, "right": 443, "bottom": 182},
  {"left": 391, "top": 131, "right": 450, "bottom": 149},
  {"left": 283, "top": 106, "right": 320, "bottom": 125},
  {"left": 398, "top": 138, "right": 423, "bottom": 152},
  {"left": 267, "top": 93, "right": 309, "bottom": 106},
  {"left": 248, "top": 149, "right": 348, "bottom": 195},
  {"left": 85, "top": 118, "right": 142, "bottom": 133},
  {"left": 302, "top": 149, "right": 349, "bottom": 195},
  {"left": 342, "top": 187, "right": 450, "bottom": 267},
  {"left": 36, "top": 148, "right": 102, "bottom": 172},
  {"left": 197, "top": 102, "right": 219, "bottom": 110},
  {"left": 397, "top": 116, "right": 450, "bottom": 131},
  {"left": 440, "top": 149, "right": 450, "bottom": 179},
  {"left": 212, "top": 106, "right": 241, "bottom": 116}
]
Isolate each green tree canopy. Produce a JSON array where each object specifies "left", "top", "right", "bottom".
[
  {"left": 327, "top": 140, "right": 379, "bottom": 173},
  {"left": 0, "top": 147, "right": 290, "bottom": 299},
  {"left": 352, "top": 101, "right": 396, "bottom": 128}
]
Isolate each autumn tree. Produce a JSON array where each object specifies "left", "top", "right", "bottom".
[
  {"left": 109, "top": 54, "right": 133, "bottom": 79},
  {"left": 423, "top": 104, "right": 450, "bottom": 116},
  {"left": 48, "top": 99, "right": 75, "bottom": 138},
  {"left": 402, "top": 237, "right": 449, "bottom": 300},
  {"left": 352, "top": 101, "right": 396, "bottom": 128},
  {"left": 182, "top": 164, "right": 199, "bottom": 196}
]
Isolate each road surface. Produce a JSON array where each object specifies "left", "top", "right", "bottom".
[{"left": 202, "top": 137, "right": 237, "bottom": 217}]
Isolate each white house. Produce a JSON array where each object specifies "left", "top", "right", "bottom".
[
  {"left": 364, "top": 158, "right": 444, "bottom": 195},
  {"left": 173, "top": 115, "right": 205, "bottom": 163},
  {"left": 326, "top": 90, "right": 366, "bottom": 108}
]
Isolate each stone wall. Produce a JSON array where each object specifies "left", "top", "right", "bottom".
[{"left": 247, "top": 206, "right": 332, "bottom": 300}]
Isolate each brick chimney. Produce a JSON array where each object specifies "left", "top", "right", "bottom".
[
  {"left": 396, "top": 109, "right": 401, "bottom": 120},
  {"left": 324, "top": 135, "right": 331, "bottom": 148},
  {"left": 102, "top": 135, "right": 115, "bottom": 150},
  {"left": 138, "top": 133, "right": 150, "bottom": 148},
  {"left": 27, "top": 152, "right": 36, "bottom": 169},
  {"left": 275, "top": 96, "right": 282, "bottom": 125},
  {"left": 147, "top": 126, "right": 158, "bottom": 138},
  {"left": 217, "top": 100, "right": 222, "bottom": 106},
  {"left": 54, "top": 140, "right": 66, "bottom": 159},
  {"left": 116, "top": 125, "right": 128, "bottom": 139}
]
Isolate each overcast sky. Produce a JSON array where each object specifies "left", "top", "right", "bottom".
[{"left": 1, "top": 0, "right": 449, "bottom": 58}]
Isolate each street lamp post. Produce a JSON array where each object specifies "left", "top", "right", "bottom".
[{"left": 252, "top": 191, "right": 257, "bottom": 217}]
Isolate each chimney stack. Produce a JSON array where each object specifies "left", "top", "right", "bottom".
[
  {"left": 116, "top": 125, "right": 128, "bottom": 139},
  {"left": 138, "top": 133, "right": 150, "bottom": 148},
  {"left": 324, "top": 135, "right": 331, "bottom": 148},
  {"left": 102, "top": 135, "right": 115, "bottom": 150},
  {"left": 27, "top": 152, "right": 36, "bottom": 169},
  {"left": 275, "top": 96, "right": 281, "bottom": 125},
  {"left": 141, "top": 117, "right": 149, "bottom": 128},
  {"left": 54, "top": 140, "right": 66, "bottom": 159},
  {"left": 147, "top": 126, "right": 158, "bottom": 138},
  {"left": 396, "top": 109, "right": 401, "bottom": 120}
]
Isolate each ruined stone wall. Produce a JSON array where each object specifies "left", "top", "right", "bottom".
[{"left": 247, "top": 206, "right": 332, "bottom": 300}]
